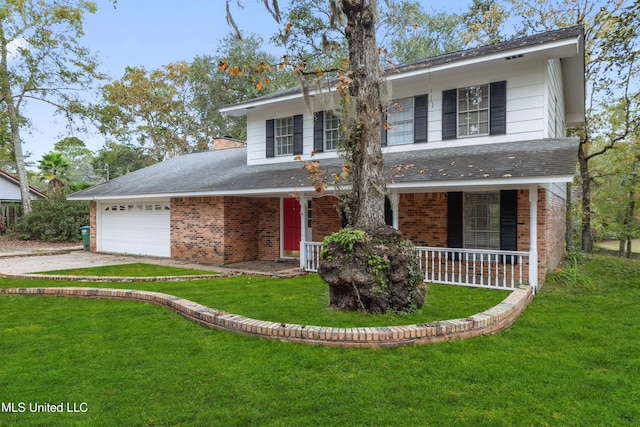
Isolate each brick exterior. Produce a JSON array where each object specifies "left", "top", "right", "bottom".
[
  {"left": 212, "top": 137, "right": 245, "bottom": 150},
  {"left": 399, "top": 193, "right": 448, "bottom": 246},
  {"left": 86, "top": 187, "right": 566, "bottom": 283},
  {"left": 310, "top": 196, "right": 343, "bottom": 242},
  {"left": 540, "top": 189, "right": 567, "bottom": 278},
  {"left": 170, "top": 196, "right": 280, "bottom": 264}
]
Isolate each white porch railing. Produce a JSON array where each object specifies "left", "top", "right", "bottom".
[
  {"left": 302, "top": 242, "right": 529, "bottom": 290},
  {"left": 415, "top": 246, "right": 528, "bottom": 290},
  {"left": 302, "top": 242, "right": 323, "bottom": 272}
]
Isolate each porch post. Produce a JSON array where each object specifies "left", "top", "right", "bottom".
[
  {"left": 389, "top": 192, "right": 399, "bottom": 230},
  {"left": 529, "top": 185, "right": 539, "bottom": 292},
  {"left": 298, "top": 196, "right": 307, "bottom": 269}
]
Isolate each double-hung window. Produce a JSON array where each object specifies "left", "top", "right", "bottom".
[
  {"left": 386, "top": 97, "right": 415, "bottom": 145},
  {"left": 275, "top": 117, "right": 294, "bottom": 156},
  {"left": 458, "top": 84, "right": 489, "bottom": 137},
  {"left": 447, "top": 190, "right": 518, "bottom": 260},
  {"left": 323, "top": 111, "right": 342, "bottom": 151},
  {"left": 463, "top": 192, "right": 500, "bottom": 249},
  {"left": 442, "top": 81, "right": 506, "bottom": 140}
]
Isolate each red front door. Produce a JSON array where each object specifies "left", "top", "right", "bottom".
[{"left": 283, "top": 198, "right": 301, "bottom": 257}]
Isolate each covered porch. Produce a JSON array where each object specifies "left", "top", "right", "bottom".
[{"left": 298, "top": 182, "right": 547, "bottom": 292}]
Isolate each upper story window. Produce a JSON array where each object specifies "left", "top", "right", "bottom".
[
  {"left": 266, "top": 115, "right": 303, "bottom": 158},
  {"left": 458, "top": 85, "right": 489, "bottom": 137},
  {"left": 275, "top": 117, "right": 294, "bottom": 156},
  {"left": 387, "top": 97, "right": 415, "bottom": 145},
  {"left": 381, "top": 94, "right": 428, "bottom": 147},
  {"left": 324, "top": 111, "right": 342, "bottom": 151},
  {"left": 442, "top": 81, "right": 506, "bottom": 140}
]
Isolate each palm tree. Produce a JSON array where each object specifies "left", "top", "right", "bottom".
[{"left": 38, "top": 152, "right": 71, "bottom": 195}]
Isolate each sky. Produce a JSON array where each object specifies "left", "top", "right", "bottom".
[{"left": 21, "top": 0, "right": 471, "bottom": 166}]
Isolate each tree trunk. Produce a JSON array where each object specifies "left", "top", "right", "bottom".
[
  {"left": 578, "top": 140, "right": 593, "bottom": 252},
  {"left": 317, "top": 0, "right": 425, "bottom": 314},
  {"left": 0, "top": 22, "right": 32, "bottom": 214},
  {"left": 342, "top": 0, "right": 386, "bottom": 231}
]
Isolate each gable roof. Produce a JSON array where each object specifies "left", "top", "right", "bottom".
[
  {"left": 220, "top": 25, "right": 585, "bottom": 123},
  {"left": 0, "top": 169, "right": 46, "bottom": 201},
  {"left": 68, "top": 138, "right": 579, "bottom": 201}
]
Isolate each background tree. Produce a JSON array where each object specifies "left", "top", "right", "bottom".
[
  {"left": 91, "top": 141, "right": 152, "bottom": 181},
  {"left": 384, "top": 1, "right": 464, "bottom": 63},
  {"left": 461, "top": 0, "right": 508, "bottom": 46},
  {"left": 54, "top": 136, "right": 98, "bottom": 185},
  {"left": 38, "top": 152, "right": 71, "bottom": 195},
  {"left": 0, "top": 0, "right": 105, "bottom": 214},
  {"left": 95, "top": 33, "right": 295, "bottom": 162}
]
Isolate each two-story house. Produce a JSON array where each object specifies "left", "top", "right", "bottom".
[{"left": 69, "top": 26, "right": 584, "bottom": 290}]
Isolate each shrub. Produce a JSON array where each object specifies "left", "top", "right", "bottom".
[{"left": 12, "top": 196, "right": 89, "bottom": 242}]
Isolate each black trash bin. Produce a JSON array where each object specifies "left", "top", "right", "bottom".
[{"left": 80, "top": 226, "right": 90, "bottom": 250}]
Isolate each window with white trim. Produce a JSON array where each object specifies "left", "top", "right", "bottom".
[
  {"left": 275, "top": 117, "right": 294, "bottom": 156},
  {"left": 324, "top": 111, "right": 342, "bottom": 151},
  {"left": 464, "top": 192, "right": 500, "bottom": 249},
  {"left": 458, "top": 84, "right": 489, "bottom": 137},
  {"left": 387, "top": 97, "right": 414, "bottom": 145}
]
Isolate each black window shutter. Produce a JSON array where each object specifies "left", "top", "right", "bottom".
[
  {"left": 313, "top": 111, "right": 324, "bottom": 153},
  {"left": 266, "top": 119, "right": 275, "bottom": 158},
  {"left": 442, "top": 89, "right": 457, "bottom": 140},
  {"left": 384, "top": 197, "right": 393, "bottom": 226},
  {"left": 447, "top": 192, "right": 463, "bottom": 248},
  {"left": 500, "top": 189, "right": 518, "bottom": 264},
  {"left": 381, "top": 112, "right": 387, "bottom": 147},
  {"left": 414, "top": 94, "right": 428, "bottom": 143},
  {"left": 490, "top": 81, "right": 507, "bottom": 135},
  {"left": 293, "top": 114, "right": 303, "bottom": 155}
]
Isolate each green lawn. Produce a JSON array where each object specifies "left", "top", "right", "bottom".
[
  {"left": 1, "top": 255, "right": 639, "bottom": 426},
  {"left": 36, "top": 262, "right": 219, "bottom": 277}
]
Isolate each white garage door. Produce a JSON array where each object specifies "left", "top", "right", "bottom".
[{"left": 98, "top": 201, "right": 170, "bottom": 257}]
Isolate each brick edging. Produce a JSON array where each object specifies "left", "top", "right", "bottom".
[{"left": 0, "top": 286, "right": 534, "bottom": 348}]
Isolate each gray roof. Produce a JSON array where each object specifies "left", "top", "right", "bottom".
[{"left": 68, "top": 138, "right": 579, "bottom": 200}]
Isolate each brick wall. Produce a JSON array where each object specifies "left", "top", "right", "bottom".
[
  {"left": 311, "top": 196, "right": 343, "bottom": 242},
  {"left": 257, "top": 198, "right": 280, "bottom": 260},
  {"left": 399, "top": 193, "right": 448, "bottom": 246},
  {"left": 541, "top": 189, "right": 567, "bottom": 276},
  {"left": 170, "top": 196, "right": 281, "bottom": 264},
  {"left": 171, "top": 197, "right": 226, "bottom": 263}
]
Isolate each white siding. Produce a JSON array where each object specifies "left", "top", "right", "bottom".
[
  {"left": 245, "top": 58, "right": 552, "bottom": 165},
  {"left": 541, "top": 182, "right": 567, "bottom": 200},
  {"left": 0, "top": 175, "right": 40, "bottom": 201},
  {"left": 546, "top": 58, "right": 566, "bottom": 138}
]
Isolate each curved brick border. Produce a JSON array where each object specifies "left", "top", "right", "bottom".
[{"left": 0, "top": 285, "right": 533, "bottom": 348}]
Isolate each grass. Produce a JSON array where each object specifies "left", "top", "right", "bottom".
[
  {"left": 36, "top": 262, "right": 219, "bottom": 277},
  {"left": 0, "top": 273, "right": 508, "bottom": 328},
  {"left": 1, "top": 255, "right": 639, "bottom": 426}
]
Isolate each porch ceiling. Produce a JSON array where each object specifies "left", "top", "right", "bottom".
[{"left": 68, "top": 138, "right": 579, "bottom": 201}]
